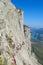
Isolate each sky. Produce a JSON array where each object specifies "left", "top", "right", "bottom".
[{"left": 11, "top": 0, "right": 43, "bottom": 28}]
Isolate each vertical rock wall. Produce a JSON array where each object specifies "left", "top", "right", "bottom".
[
  {"left": 24, "top": 25, "right": 31, "bottom": 56},
  {"left": 0, "top": 0, "right": 41, "bottom": 65}
]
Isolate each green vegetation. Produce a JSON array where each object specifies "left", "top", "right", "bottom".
[
  {"left": 31, "top": 41, "right": 43, "bottom": 65},
  {"left": 0, "top": 57, "right": 2, "bottom": 65},
  {"left": 5, "top": 34, "right": 13, "bottom": 44},
  {"left": 23, "top": 62, "right": 26, "bottom": 65},
  {"left": 4, "top": 58, "right": 7, "bottom": 65}
]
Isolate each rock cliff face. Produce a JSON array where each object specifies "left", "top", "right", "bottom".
[{"left": 0, "top": 0, "right": 41, "bottom": 65}]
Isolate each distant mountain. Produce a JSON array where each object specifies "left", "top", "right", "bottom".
[{"left": 31, "top": 28, "right": 43, "bottom": 41}]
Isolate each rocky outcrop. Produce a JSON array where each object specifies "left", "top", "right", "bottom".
[{"left": 0, "top": 0, "right": 41, "bottom": 65}]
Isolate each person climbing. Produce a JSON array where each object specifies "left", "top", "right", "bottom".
[{"left": 12, "top": 56, "right": 16, "bottom": 65}]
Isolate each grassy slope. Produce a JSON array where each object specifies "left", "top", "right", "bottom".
[{"left": 31, "top": 41, "right": 43, "bottom": 65}]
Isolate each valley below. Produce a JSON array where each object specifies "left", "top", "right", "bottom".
[
  {"left": 31, "top": 28, "right": 43, "bottom": 65},
  {"left": 31, "top": 41, "right": 43, "bottom": 65}
]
